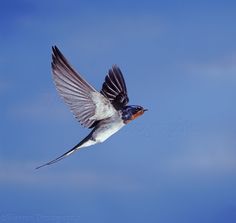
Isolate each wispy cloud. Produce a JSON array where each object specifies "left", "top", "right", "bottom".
[
  {"left": 183, "top": 53, "right": 236, "bottom": 79},
  {"left": 162, "top": 132, "right": 236, "bottom": 176},
  {"left": 0, "top": 160, "right": 142, "bottom": 193}
]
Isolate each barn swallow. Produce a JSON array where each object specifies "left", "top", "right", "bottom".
[{"left": 36, "top": 46, "right": 147, "bottom": 169}]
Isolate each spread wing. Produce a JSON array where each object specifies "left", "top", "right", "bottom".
[
  {"left": 52, "top": 46, "right": 116, "bottom": 128},
  {"left": 100, "top": 65, "right": 129, "bottom": 110}
]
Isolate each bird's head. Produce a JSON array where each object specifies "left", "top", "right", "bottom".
[{"left": 122, "top": 105, "right": 148, "bottom": 124}]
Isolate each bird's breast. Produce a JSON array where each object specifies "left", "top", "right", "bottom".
[{"left": 93, "top": 115, "right": 125, "bottom": 143}]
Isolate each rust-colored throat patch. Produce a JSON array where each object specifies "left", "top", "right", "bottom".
[{"left": 125, "top": 110, "right": 145, "bottom": 124}]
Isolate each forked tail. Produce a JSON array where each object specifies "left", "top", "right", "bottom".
[{"left": 35, "top": 132, "right": 93, "bottom": 169}]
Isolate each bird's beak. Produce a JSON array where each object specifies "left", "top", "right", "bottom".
[{"left": 143, "top": 108, "right": 148, "bottom": 112}]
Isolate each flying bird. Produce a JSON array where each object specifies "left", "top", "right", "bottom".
[{"left": 36, "top": 46, "right": 147, "bottom": 169}]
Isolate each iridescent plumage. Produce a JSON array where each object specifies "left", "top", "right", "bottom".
[{"left": 36, "top": 46, "right": 147, "bottom": 169}]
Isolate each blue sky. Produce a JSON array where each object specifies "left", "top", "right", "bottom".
[{"left": 1, "top": 0, "right": 236, "bottom": 222}]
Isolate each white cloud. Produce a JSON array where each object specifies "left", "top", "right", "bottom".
[
  {"left": 0, "top": 159, "right": 141, "bottom": 193},
  {"left": 162, "top": 133, "right": 236, "bottom": 176},
  {"left": 183, "top": 53, "right": 236, "bottom": 79}
]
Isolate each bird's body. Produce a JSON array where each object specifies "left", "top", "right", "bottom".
[
  {"left": 36, "top": 46, "right": 147, "bottom": 169},
  {"left": 91, "top": 111, "right": 125, "bottom": 143}
]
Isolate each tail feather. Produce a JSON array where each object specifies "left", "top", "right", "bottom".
[
  {"left": 36, "top": 132, "right": 93, "bottom": 169},
  {"left": 35, "top": 146, "right": 78, "bottom": 169}
]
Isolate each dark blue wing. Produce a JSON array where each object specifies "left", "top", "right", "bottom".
[{"left": 100, "top": 65, "right": 129, "bottom": 110}]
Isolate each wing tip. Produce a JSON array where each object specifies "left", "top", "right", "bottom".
[
  {"left": 112, "top": 64, "right": 119, "bottom": 69},
  {"left": 111, "top": 64, "right": 122, "bottom": 73},
  {"left": 51, "top": 45, "right": 70, "bottom": 74},
  {"left": 52, "top": 45, "right": 62, "bottom": 61},
  {"left": 52, "top": 45, "right": 59, "bottom": 52}
]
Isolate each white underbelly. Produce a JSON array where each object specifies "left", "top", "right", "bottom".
[{"left": 95, "top": 121, "right": 125, "bottom": 143}]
